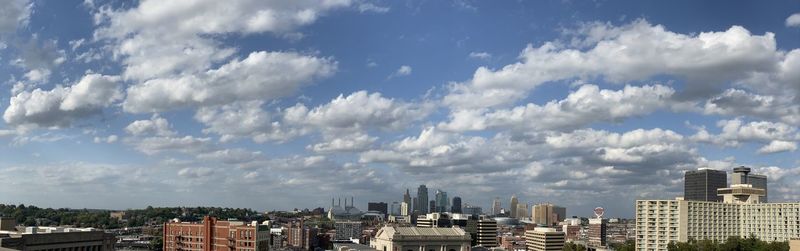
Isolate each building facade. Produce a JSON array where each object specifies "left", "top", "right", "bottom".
[
  {"left": 684, "top": 168, "right": 727, "bottom": 202},
  {"left": 417, "top": 185, "right": 429, "bottom": 215},
  {"left": 162, "top": 216, "right": 269, "bottom": 251},
  {"left": 475, "top": 216, "right": 497, "bottom": 247},
  {"left": 587, "top": 218, "right": 607, "bottom": 248},
  {"left": 509, "top": 196, "right": 518, "bottom": 219},
  {"left": 451, "top": 197, "right": 462, "bottom": 214},
  {"left": 0, "top": 227, "right": 115, "bottom": 251},
  {"left": 524, "top": 227, "right": 565, "bottom": 251},
  {"left": 334, "top": 221, "right": 363, "bottom": 241},
  {"left": 369, "top": 202, "right": 389, "bottom": 217},
  {"left": 370, "top": 226, "right": 471, "bottom": 251},
  {"left": 636, "top": 190, "right": 800, "bottom": 250},
  {"left": 531, "top": 204, "right": 565, "bottom": 226}
]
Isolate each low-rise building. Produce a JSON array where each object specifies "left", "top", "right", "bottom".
[
  {"left": 0, "top": 226, "right": 115, "bottom": 251},
  {"left": 369, "top": 226, "right": 471, "bottom": 251},
  {"left": 524, "top": 227, "right": 564, "bottom": 251},
  {"left": 163, "top": 216, "right": 269, "bottom": 251}
]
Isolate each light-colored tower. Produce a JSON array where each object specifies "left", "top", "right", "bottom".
[
  {"left": 492, "top": 198, "right": 501, "bottom": 216},
  {"left": 510, "top": 195, "right": 519, "bottom": 218}
]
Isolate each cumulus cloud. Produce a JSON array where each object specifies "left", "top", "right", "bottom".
[
  {"left": 308, "top": 132, "right": 377, "bottom": 153},
  {"left": 703, "top": 89, "right": 800, "bottom": 124},
  {"left": 285, "top": 91, "right": 432, "bottom": 132},
  {"left": 195, "top": 101, "right": 303, "bottom": 143},
  {"left": 123, "top": 51, "right": 336, "bottom": 113},
  {"left": 3, "top": 74, "right": 121, "bottom": 128},
  {"left": 691, "top": 118, "right": 799, "bottom": 154},
  {"left": 786, "top": 13, "right": 800, "bottom": 27},
  {"left": 444, "top": 19, "right": 781, "bottom": 109},
  {"left": 125, "top": 114, "right": 175, "bottom": 136},
  {"left": 439, "top": 84, "right": 675, "bottom": 132}
]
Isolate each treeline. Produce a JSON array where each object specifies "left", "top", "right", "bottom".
[
  {"left": 0, "top": 204, "right": 264, "bottom": 229},
  {"left": 667, "top": 235, "right": 789, "bottom": 251}
]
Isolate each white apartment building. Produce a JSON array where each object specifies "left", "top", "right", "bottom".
[{"left": 636, "top": 184, "right": 800, "bottom": 251}]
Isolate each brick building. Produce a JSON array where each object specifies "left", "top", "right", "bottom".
[
  {"left": 163, "top": 216, "right": 269, "bottom": 251},
  {"left": 286, "top": 221, "right": 318, "bottom": 250}
]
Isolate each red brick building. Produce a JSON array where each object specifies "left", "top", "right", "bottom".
[{"left": 163, "top": 216, "right": 269, "bottom": 251}]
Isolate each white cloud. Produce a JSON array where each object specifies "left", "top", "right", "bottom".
[
  {"left": 691, "top": 118, "right": 799, "bottom": 154},
  {"left": 758, "top": 140, "right": 797, "bottom": 154},
  {"left": 285, "top": 91, "right": 432, "bottom": 132},
  {"left": 444, "top": 19, "right": 781, "bottom": 109},
  {"left": 786, "top": 13, "right": 800, "bottom": 27},
  {"left": 195, "top": 101, "right": 303, "bottom": 143},
  {"left": 123, "top": 51, "right": 336, "bottom": 113},
  {"left": 93, "top": 135, "right": 118, "bottom": 144},
  {"left": 358, "top": 3, "right": 390, "bottom": 13},
  {"left": 3, "top": 74, "right": 121, "bottom": 128},
  {"left": 703, "top": 89, "right": 800, "bottom": 125},
  {"left": 95, "top": 0, "right": 352, "bottom": 81},
  {"left": 308, "top": 132, "right": 377, "bottom": 153},
  {"left": 439, "top": 84, "right": 675, "bottom": 132},
  {"left": 388, "top": 65, "right": 412, "bottom": 79},
  {"left": 131, "top": 135, "right": 214, "bottom": 155},
  {"left": 468, "top": 52, "right": 491, "bottom": 59},
  {"left": 125, "top": 114, "right": 175, "bottom": 137}
]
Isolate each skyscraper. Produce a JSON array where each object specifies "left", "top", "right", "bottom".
[
  {"left": 417, "top": 185, "right": 429, "bottom": 214},
  {"left": 492, "top": 198, "right": 501, "bottom": 216},
  {"left": 429, "top": 200, "right": 436, "bottom": 214},
  {"left": 510, "top": 195, "right": 519, "bottom": 218},
  {"left": 435, "top": 190, "right": 449, "bottom": 212},
  {"left": 684, "top": 168, "right": 727, "bottom": 202},
  {"left": 452, "top": 196, "right": 462, "bottom": 213},
  {"left": 403, "top": 189, "right": 412, "bottom": 206}
]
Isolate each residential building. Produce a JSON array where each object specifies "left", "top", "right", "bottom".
[
  {"left": 684, "top": 168, "right": 727, "bottom": 202},
  {"left": 636, "top": 178, "right": 800, "bottom": 250},
  {"left": 334, "top": 221, "right": 362, "bottom": 241},
  {"left": 476, "top": 216, "right": 498, "bottom": 247},
  {"left": 415, "top": 213, "right": 452, "bottom": 228},
  {"left": 588, "top": 218, "right": 607, "bottom": 247},
  {"left": 499, "top": 235, "right": 525, "bottom": 251},
  {"left": 287, "top": 221, "right": 318, "bottom": 250},
  {"left": 400, "top": 202, "right": 410, "bottom": 217},
  {"left": 515, "top": 203, "right": 528, "bottom": 219},
  {"left": 163, "top": 216, "right": 269, "bottom": 251},
  {"left": 524, "top": 227, "right": 565, "bottom": 251},
  {"left": 370, "top": 226, "right": 471, "bottom": 251}
]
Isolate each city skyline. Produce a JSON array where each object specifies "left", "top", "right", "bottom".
[{"left": 0, "top": 0, "right": 799, "bottom": 219}]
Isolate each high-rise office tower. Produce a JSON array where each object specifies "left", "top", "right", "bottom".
[
  {"left": 510, "top": 195, "right": 519, "bottom": 218},
  {"left": 429, "top": 200, "right": 436, "bottom": 214},
  {"left": 368, "top": 202, "right": 388, "bottom": 216},
  {"left": 516, "top": 203, "right": 528, "bottom": 219},
  {"left": 412, "top": 197, "right": 418, "bottom": 214},
  {"left": 417, "top": 185, "right": 429, "bottom": 214},
  {"left": 403, "top": 189, "right": 412, "bottom": 206},
  {"left": 400, "top": 202, "right": 410, "bottom": 216},
  {"left": 452, "top": 197, "right": 462, "bottom": 213},
  {"left": 390, "top": 202, "right": 401, "bottom": 216},
  {"left": 588, "top": 218, "right": 607, "bottom": 248},
  {"left": 732, "top": 166, "right": 768, "bottom": 202},
  {"left": 492, "top": 198, "right": 501, "bottom": 216},
  {"left": 684, "top": 168, "right": 727, "bottom": 202},
  {"left": 435, "top": 190, "right": 449, "bottom": 212},
  {"left": 525, "top": 227, "right": 565, "bottom": 251}
]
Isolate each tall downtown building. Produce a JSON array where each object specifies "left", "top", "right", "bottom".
[
  {"left": 492, "top": 198, "right": 501, "bottom": 216},
  {"left": 636, "top": 167, "right": 799, "bottom": 251},
  {"left": 417, "top": 185, "right": 429, "bottom": 214},
  {"left": 510, "top": 195, "right": 519, "bottom": 218},
  {"left": 435, "top": 190, "right": 449, "bottom": 213},
  {"left": 684, "top": 168, "right": 727, "bottom": 202},
  {"left": 452, "top": 197, "right": 462, "bottom": 213}
]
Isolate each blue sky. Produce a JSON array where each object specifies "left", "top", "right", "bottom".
[{"left": 0, "top": 0, "right": 799, "bottom": 218}]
